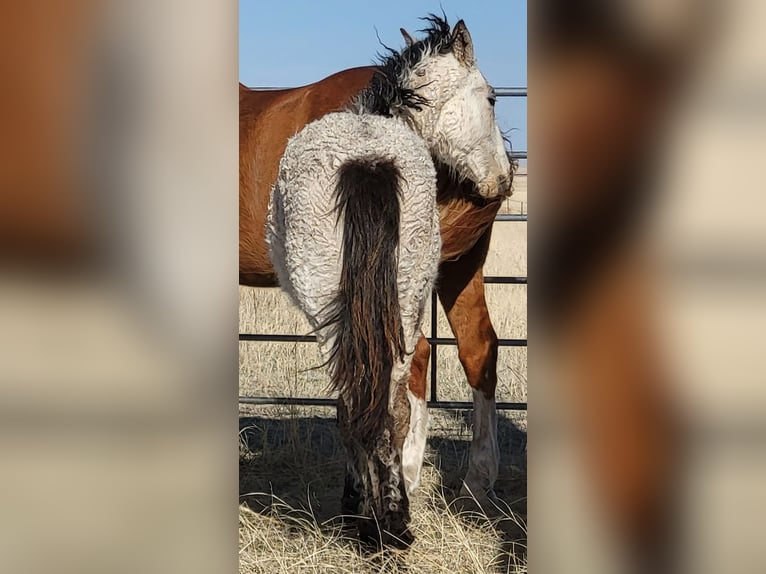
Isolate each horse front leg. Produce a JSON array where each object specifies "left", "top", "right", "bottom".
[{"left": 437, "top": 228, "right": 500, "bottom": 502}]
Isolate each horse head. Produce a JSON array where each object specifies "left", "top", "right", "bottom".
[
  {"left": 395, "top": 17, "right": 513, "bottom": 199},
  {"left": 354, "top": 15, "right": 513, "bottom": 200}
]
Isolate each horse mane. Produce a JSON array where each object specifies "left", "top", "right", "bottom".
[{"left": 354, "top": 14, "right": 454, "bottom": 116}]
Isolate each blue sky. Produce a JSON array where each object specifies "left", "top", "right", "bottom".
[{"left": 240, "top": 0, "right": 527, "bottom": 153}]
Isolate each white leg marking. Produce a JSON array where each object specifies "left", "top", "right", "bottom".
[
  {"left": 462, "top": 388, "right": 499, "bottom": 498},
  {"left": 402, "top": 389, "right": 428, "bottom": 494}
]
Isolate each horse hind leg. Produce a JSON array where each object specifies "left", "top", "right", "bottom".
[
  {"left": 402, "top": 334, "right": 430, "bottom": 493},
  {"left": 337, "top": 388, "right": 413, "bottom": 549},
  {"left": 337, "top": 402, "right": 365, "bottom": 519},
  {"left": 341, "top": 466, "right": 362, "bottom": 517},
  {"left": 359, "top": 430, "right": 412, "bottom": 549},
  {"left": 343, "top": 427, "right": 412, "bottom": 549}
]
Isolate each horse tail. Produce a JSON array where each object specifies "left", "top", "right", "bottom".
[{"left": 323, "top": 157, "right": 406, "bottom": 449}]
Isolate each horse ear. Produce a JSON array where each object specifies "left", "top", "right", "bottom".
[
  {"left": 451, "top": 19, "right": 475, "bottom": 66},
  {"left": 400, "top": 28, "right": 415, "bottom": 48}
]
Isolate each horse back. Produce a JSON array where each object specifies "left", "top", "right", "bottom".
[{"left": 239, "top": 67, "right": 377, "bottom": 286}]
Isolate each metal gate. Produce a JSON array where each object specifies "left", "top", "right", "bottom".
[{"left": 239, "top": 86, "right": 527, "bottom": 411}]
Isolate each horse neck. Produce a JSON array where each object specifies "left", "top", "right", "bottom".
[
  {"left": 395, "top": 81, "right": 447, "bottom": 159},
  {"left": 395, "top": 110, "right": 442, "bottom": 175}
]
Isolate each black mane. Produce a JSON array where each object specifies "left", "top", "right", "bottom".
[{"left": 355, "top": 14, "right": 455, "bottom": 116}]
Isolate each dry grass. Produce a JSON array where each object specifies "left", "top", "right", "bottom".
[
  {"left": 239, "top": 487, "right": 526, "bottom": 574},
  {"left": 239, "top": 407, "right": 526, "bottom": 574},
  {"left": 239, "top": 181, "right": 526, "bottom": 572}
]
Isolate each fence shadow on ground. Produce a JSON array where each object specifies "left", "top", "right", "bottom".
[{"left": 239, "top": 409, "right": 526, "bottom": 568}]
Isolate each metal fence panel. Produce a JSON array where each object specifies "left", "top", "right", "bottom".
[{"left": 240, "top": 87, "right": 527, "bottom": 410}]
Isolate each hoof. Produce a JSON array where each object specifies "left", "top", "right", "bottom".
[
  {"left": 358, "top": 518, "right": 414, "bottom": 550},
  {"left": 458, "top": 483, "right": 501, "bottom": 516},
  {"left": 460, "top": 482, "right": 498, "bottom": 501}
]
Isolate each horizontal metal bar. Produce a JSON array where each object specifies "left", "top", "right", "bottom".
[
  {"left": 238, "top": 396, "right": 527, "bottom": 410},
  {"left": 495, "top": 213, "right": 528, "bottom": 222},
  {"left": 240, "top": 333, "right": 526, "bottom": 347},
  {"left": 494, "top": 87, "right": 527, "bottom": 97},
  {"left": 254, "top": 86, "right": 526, "bottom": 97},
  {"left": 508, "top": 151, "right": 527, "bottom": 160},
  {"left": 430, "top": 337, "right": 527, "bottom": 347},
  {"left": 239, "top": 396, "right": 336, "bottom": 406},
  {"left": 239, "top": 333, "right": 317, "bottom": 343},
  {"left": 429, "top": 400, "right": 527, "bottom": 410},
  {"left": 483, "top": 276, "right": 526, "bottom": 284}
]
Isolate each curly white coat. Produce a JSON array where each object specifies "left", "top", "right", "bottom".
[{"left": 267, "top": 111, "right": 441, "bottom": 360}]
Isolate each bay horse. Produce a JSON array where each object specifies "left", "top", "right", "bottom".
[
  {"left": 240, "top": 15, "right": 513, "bottom": 515},
  {"left": 268, "top": 110, "right": 441, "bottom": 547}
]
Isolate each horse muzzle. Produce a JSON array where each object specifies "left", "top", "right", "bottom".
[{"left": 476, "top": 173, "right": 513, "bottom": 199}]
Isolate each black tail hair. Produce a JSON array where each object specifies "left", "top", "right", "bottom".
[{"left": 321, "top": 158, "right": 406, "bottom": 448}]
